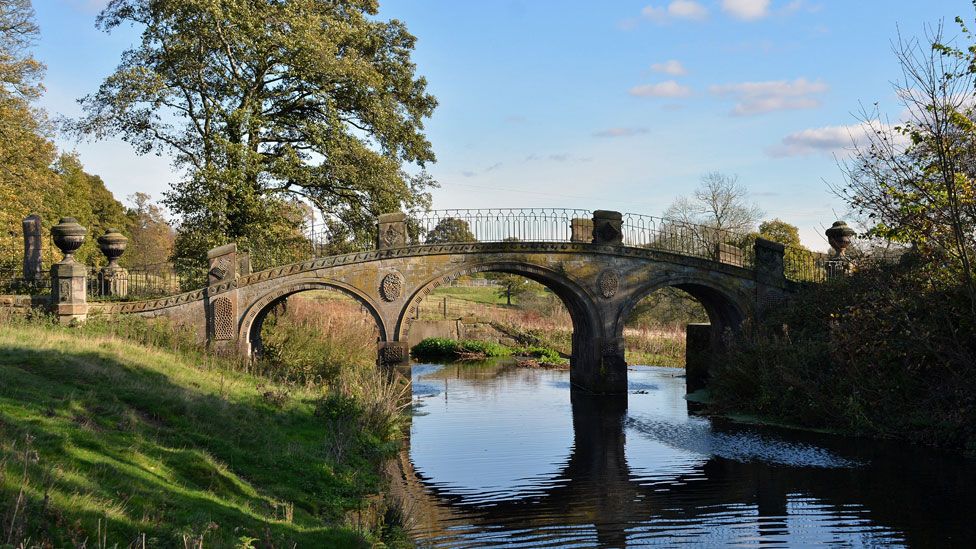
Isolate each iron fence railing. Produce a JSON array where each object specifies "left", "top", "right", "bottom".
[
  {"left": 620, "top": 213, "right": 753, "bottom": 267},
  {"left": 785, "top": 247, "right": 830, "bottom": 283},
  {"left": 413, "top": 208, "right": 593, "bottom": 244}
]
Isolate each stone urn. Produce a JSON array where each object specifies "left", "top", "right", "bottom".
[
  {"left": 825, "top": 221, "right": 855, "bottom": 257},
  {"left": 97, "top": 228, "right": 128, "bottom": 268},
  {"left": 50, "top": 217, "right": 87, "bottom": 262}
]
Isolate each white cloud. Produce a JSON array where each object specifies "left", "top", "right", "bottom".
[
  {"left": 593, "top": 127, "right": 650, "bottom": 138},
  {"left": 721, "top": 0, "right": 771, "bottom": 20},
  {"left": 630, "top": 80, "right": 693, "bottom": 98},
  {"left": 642, "top": 1, "right": 709, "bottom": 22},
  {"left": 709, "top": 78, "right": 827, "bottom": 115},
  {"left": 767, "top": 121, "right": 908, "bottom": 157},
  {"left": 651, "top": 60, "right": 687, "bottom": 76}
]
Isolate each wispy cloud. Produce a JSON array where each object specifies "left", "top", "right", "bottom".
[
  {"left": 720, "top": 0, "right": 771, "bottom": 21},
  {"left": 767, "top": 121, "right": 906, "bottom": 157},
  {"left": 709, "top": 78, "right": 827, "bottom": 115},
  {"left": 642, "top": 1, "right": 709, "bottom": 23},
  {"left": 650, "top": 60, "right": 687, "bottom": 76},
  {"left": 630, "top": 80, "right": 693, "bottom": 98},
  {"left": 593, "top": 127, "right": 650, "bottom": 138}
]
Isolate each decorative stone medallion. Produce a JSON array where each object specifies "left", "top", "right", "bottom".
[
  {"left": 598, "top": 269, "right": 618, "bottom": 299},
  {"left": 381, "top": 271, "right": 403, "bottom": 302}
]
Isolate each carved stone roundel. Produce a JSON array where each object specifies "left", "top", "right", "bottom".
[
  {"left": 381, "top": 272, "right": 403, "bottom": 302},
  {"left": 599, "top": 269, "right": 618, "bottom": 299}
]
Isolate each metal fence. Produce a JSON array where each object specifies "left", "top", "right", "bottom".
[
  {"left": 785, "top": 247, "right": 830, "bottom": 283},
  {"left": 87, "top": 262, "right": 187, "bottom": 300},
  {"left": 413, "top": 208, "right": 593, "bottom": 243},
  {"left": 620, "top": 213, "right": 753, "bottom": 267},
  {"left": 0, "top": 234, "right": 58, "bottom": 295}
]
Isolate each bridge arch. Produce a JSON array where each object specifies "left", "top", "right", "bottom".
[
  {"left": 238, "top": 278, "right": 387, "bottom": 358},
  {"left": 395, "top": 259, "right": 615, "bottom": 392},
  {"left": 615, "top": 271, "right": 753, "bottom": 341}
]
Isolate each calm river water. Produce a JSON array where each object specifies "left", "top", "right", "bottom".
[{"left": 404, "top": 360, "right": 975, "bottom": 548}]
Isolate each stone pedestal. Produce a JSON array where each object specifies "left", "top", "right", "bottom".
[
  {"left": 99, "top": 265, "right": 129, "bottom": 297},
  {"left": 22, "top": 214, "right": 42, "bottom": 281},
  {"left": 754, "top": 238, "right": 785, "bottom": 285},
  {"left": 570, "top": 218, "right": 594, "bottom": 242},
  {"left": 685, "top": 323, "right": 712, "bottom": 393},
  {"left": 50, "top": 217, "right": 88, "bottom": 325},
  {"left": 377, "top": 212, "right": 408, "bottom": 250},
  {"left": 591, "top": 210, "right": 623, "bottom": 245},
  {"left": 51, "top": 261, "right": 87, "bottom": 325}
]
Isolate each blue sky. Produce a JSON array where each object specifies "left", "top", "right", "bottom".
[{"left": 35, "top": 0, "right": 973, "bottom": 249}]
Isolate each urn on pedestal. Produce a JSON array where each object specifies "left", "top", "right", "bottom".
[
  {"left": 97, "top": 228, "right": 129, "bottom": 297},
  {"left": 50, "top": 217, "right": 89, "bottom": 324}
]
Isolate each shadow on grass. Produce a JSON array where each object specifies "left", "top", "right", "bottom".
[{"left": 0, "top": 341, "right": 382, "bottom": 548}]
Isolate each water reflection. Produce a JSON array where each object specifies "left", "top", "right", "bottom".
[{"left": 404, "top": 362, "right": 976, "bottom": 548}]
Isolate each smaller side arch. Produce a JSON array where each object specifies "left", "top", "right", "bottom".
[
  {"left": 237, "top": 278, "right": 387, "bottom": 358},
  {"left": 615, "top": 271, "right": 754, "bottom": 339}
]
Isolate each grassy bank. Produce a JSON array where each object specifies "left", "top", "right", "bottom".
[{"left": 0, "top": 314, "right": 409, "bottom": 547}]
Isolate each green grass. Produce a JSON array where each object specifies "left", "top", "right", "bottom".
[{"left": 0, "top": 317, "right": 404, "bottom": 548}]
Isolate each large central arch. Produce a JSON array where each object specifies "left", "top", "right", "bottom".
[{"left": 395, "top": 260, "right": 611, "bottom": 392}]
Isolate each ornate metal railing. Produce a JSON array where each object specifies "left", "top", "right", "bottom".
[
  {"left": 620, "top": 213, "right": 753, "bottom": 268},
  {"left": 412, "top": 208, "right": 593, "bottom": 243},
  {"left": 87, "top": 262, "right": 187, "bottom": 300}
]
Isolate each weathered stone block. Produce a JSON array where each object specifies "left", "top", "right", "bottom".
[
  {"left": 592, "top": 210, "right": 623, "bottom": 245},
  {"left": 207, "top": 243, "right": 238, "bottom": 286},
  {"left": 377, "top": 212, "right": 408, "bottom": 249},
  {"left": 754, "top": 238, "right": 785, "bottom": 285}
]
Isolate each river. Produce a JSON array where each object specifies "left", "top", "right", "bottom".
[{"left": 401, "top": 360, "right": 975, "bottom": 548}]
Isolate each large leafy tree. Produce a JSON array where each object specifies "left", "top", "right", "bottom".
[{"left": 74, "top": 0, "right": 438, "bottom": 269}]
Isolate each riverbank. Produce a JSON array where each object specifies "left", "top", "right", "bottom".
[{"left": 0, "top": 315, "right": 410, "bottom": 547}]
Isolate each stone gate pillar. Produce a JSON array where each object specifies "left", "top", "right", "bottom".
[
  {"left": 591, "top": 210, "right": 623, "bottom": 245},
  {"left": 206, "top": 243, "right": 240, "bottom": 354},
  {"left": 49, "top": 218, "right": 88, "bottom": 325},
  {"left": 377, "top": 212, "right": 408, "bottom": 250},
  {"left": 22, "top": 214, "right": 42, "bottom": 282}
]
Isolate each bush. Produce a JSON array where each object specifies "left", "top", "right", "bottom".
[
  {"left": 410, "top": 337, "right": 512, "bottom": 360},
  {"left": 711, "top": 258, "right": 976, "bottom": 451}
]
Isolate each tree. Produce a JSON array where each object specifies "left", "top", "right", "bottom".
[
  {"left": 425, "top": 217, "right": 475, "bottom": 244},
  {"left": 125, "top": 193, "right": 175, "bottom": 266},
  {"left": 74, "top": 0, "right": 438, "bottom": 271},
  {"left": 664, "top": 172, "right": 763, "bottom": 234},
  {"left": 838, "top": 19, "right": 976, "bottom": 314},
  {"left": 0, "top": 0, "right": 55, "bottom": 244}
]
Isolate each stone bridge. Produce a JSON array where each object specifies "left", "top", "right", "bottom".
[{"left": 73, "top": 210, "right": 797, "bottom": 394}]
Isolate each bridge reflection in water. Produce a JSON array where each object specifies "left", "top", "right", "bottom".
[{"left": 394, "top": 362, "right": 976, "bottom": 548}]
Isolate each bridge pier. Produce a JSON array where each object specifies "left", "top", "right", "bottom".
[{"left": 571, "top": 335, "right": 628, "bottom": 395}]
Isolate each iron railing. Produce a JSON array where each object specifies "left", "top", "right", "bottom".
[
  {"left": 0, "top": 233, "right": 58, "bottom": 295},
  {"left": 620, "top": 213, "right": 753, "bottom": 267},
  {"left": 87, "top": 262, "right": 187, "bottom": 300},
  {"left": 785, "top": 247, "right": 830, "bottom": 283},
  {"left": 412, "top": 208, "right": 593, "bottom": 244}
]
